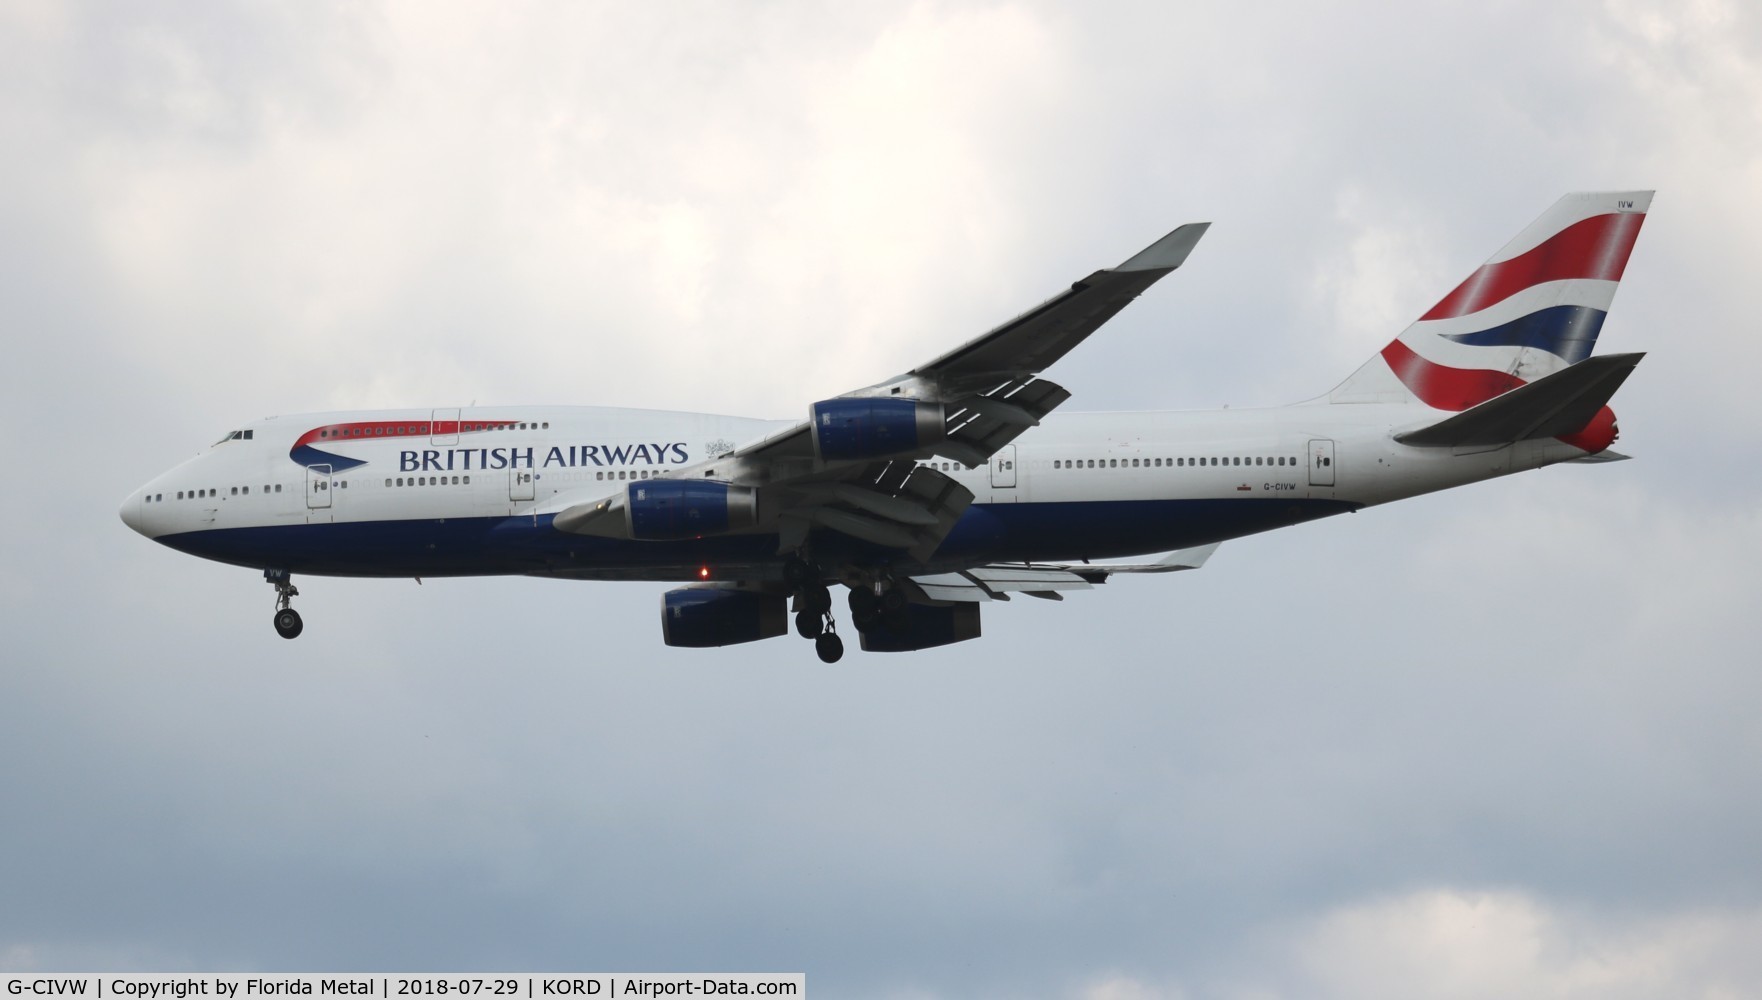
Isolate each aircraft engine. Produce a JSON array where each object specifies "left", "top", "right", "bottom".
[
  {"left": 660, "top": 587, "right": 787, "bottom": 647},
  {"left": 626, "top": 480, "right": 757, "bottom": 540},
  {"left": 858, "top": 603, "right": 981, "bottom": 652},
  {"left": 810, "top": 398, "right": 945, "bottom": 461}
]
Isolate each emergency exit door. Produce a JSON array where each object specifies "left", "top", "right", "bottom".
[
  {"left": 990, "top": 444, "right": 1017, "bottom": 489},
  {"left": 306, "top": 465, "right": 333, "bottom": 509},
  {"left": 1308, "top": 439, "right": 1336, "bottom": 487}
]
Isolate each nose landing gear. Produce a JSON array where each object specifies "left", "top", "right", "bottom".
[{"left": 266, "top": 569, "right": 303, "bottom": 639}]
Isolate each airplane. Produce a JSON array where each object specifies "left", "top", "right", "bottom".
[{"left": 120, "top": 191, "right": 1651, "bottom": 663}]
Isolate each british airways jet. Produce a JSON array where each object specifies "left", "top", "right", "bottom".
[{"left": 121, "top": 192, "right": 1650, "bottom": 662}]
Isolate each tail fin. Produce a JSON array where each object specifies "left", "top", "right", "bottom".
[{"left": 1329, "top": 191, "right": 1651, "bottom": 407}]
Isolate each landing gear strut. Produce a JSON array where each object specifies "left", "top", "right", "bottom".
[
  {"left": 266, "top": 569, "right": 303, "bottom": 639},
  {"left": 786, "top": 555, "right": 843, "bottom": 662}
]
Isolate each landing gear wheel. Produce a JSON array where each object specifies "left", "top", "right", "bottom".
[
  {"left": 795, "top": 610, "right": 824, "bottom": 639},
  {"left": 815, "top": 631, "right": 844, "bottom": 663},
  {"left": 799, "top": 583, "right": 832, "bottom": 615},
  {"left": 848, "top": 587, "right": 881, "bottom": 631},
  {"left": 273, "top": 608, "right": 304, "bottom": 639},
  {"left": 266, "top": 569, "right": 303, "bottom": 639},
  {"left": 881, "top": 587, "right": 908, "bottom": 614}
]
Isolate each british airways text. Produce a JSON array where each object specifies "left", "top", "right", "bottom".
[{"left": 400, "top": 443, "right": 689, "bottom": 473}]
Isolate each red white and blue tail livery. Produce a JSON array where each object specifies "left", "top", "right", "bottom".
[{"left": 121, "top": 192, "right": 1653, "bottom": 662}]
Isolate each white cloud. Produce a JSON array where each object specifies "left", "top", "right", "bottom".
[
  {"left": 1069, "top": 890, "right": 1762, "bottom": 1000},
  {"left": 1286, "top": 889, "right": 1762, "bottom": 1000}
]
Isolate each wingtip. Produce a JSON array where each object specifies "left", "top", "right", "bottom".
[{"left": 1116, "top": 221, "right": 1210, "bottom": 272}]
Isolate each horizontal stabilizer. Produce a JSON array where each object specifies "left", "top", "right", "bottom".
[
  {"left": 909, "top": 543, "right": 1222, "bottom": 602},
  {"left": 1395, "top": 353, "right": 1644, "bottom": 448},
  {"left": 1566, "top": 449, "right": 1632, "bottom": 464}
]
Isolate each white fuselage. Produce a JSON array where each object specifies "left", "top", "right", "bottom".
[{"left": 120, "top": 402, "right": 1589, "bottom": 582}]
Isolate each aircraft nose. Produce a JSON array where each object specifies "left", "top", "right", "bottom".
[{"left": 119, "top": 491, "right": 146, "bottom": 536}]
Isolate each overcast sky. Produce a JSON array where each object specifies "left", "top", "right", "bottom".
[{"left": 3, "top": 1, "right": 1761, "bottom": 996}]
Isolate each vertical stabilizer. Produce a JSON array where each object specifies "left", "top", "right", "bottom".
[{"left": 1328, "top": 192, "right": 1651, "bottom": 407}]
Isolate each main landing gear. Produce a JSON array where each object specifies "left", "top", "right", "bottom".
[
  {"left": 266, "top": 569, "right": 303, "bottom": 639},
  {"left": 785, "top": 556, "right": 843, "bottom": 663},
  {"left": 848, "top": 582, "right": 910, "bottom": 634}
]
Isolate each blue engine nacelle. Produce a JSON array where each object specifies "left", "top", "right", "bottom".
[
  {"left": 626, "top": 480, "right": 757, "bottom": 540},
  {"left": 810, "top": 397, "right": 945, "bottom": 461},
  {"left": 660, "top": 587, "right": 788, "bottom": 647},
  {"left": 858, "top": 603, "right": 982, "bottom": 652}
]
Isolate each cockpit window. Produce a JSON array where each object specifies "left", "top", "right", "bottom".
[{"left": 212, "top": 429, "right": 256, "bottom": 446}]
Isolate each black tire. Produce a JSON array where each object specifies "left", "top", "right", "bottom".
[
  {"left": 273, "top": 608, "right": 304, "bottom": 639},
  {"left": 880, "top": 587, "right": 908, "bottom": 613},
  {"left": 848, "top": 587, "right": 878, "bottom": 617},
  {"left": 794, "top": 610, "right": 824, "bottom": 639},
  {"left": 851, "top": 604, "right": 882, "bottom": 632},
  {"left": 815, "top": 631, "right": 844, "bottom": 664},
  {"left": 799, "top": 583, "right": 832, "bottom": 615}
]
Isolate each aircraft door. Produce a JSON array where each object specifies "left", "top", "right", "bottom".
[
  {"left": 306, "top": 465, "right": 333, "bottom": 509},
  {"left": 509, "top": 468, "right": 535, "bottom": 501},
  {"left": 1308, "top": 439, "right": 1336, "bottom": 487},
  {"left": 990, "top": 444, "right": 1018, "bottom": 489},
  {"left": 432, "top": 407, "right": 460, "bottom": 446}
]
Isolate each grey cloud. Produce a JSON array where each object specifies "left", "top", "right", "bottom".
[{"left": 3, "top": 2, "right": 1760, "bottom": 997}]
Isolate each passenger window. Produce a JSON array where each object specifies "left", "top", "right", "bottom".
[{"left": 177, "top": 491, "right": 184, "bottom": 500}]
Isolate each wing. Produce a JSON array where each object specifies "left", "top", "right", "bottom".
[
  {"left": 555, "top": 222, "right": 1209, "bottom": 559},
  {"left": 732, "top": 221, "right": 1211, "bottom": 468}
]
